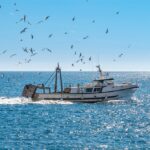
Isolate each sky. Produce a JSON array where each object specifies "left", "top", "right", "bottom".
[{"left": 0, "top": 0, "right": 150, "bottom": 71}]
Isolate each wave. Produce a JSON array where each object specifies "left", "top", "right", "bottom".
[
  {"left": 0, "top": 96, "right": 140, "bottom": 105},
  {"left": 0, "top": 97, "right": 73, "bottom": 105}
]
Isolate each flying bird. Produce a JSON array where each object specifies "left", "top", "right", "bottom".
[
  {"left": 116, "top": 11, "right": 119, "bottom": 15},
  {"left": 83, "top": 36, "right": 89, "bottom": 40},
  {"left": 45, "top": 16, "right": 50, "bottom": 20},
  {"left": 89, "top": 57, "right": 91, "bottom": 61},
  {"left": 48, "top": 34, "right": 53, "bottom": 38},
  {"left": 20, "top": 28, "right": 27, "bottom": 34},
  {"left": 10, "top": 54, "right": 16, "bottom": 58},
  {"left": 118, "top": 53, "right": 123, "bottom": 58},
  {"left": 15, "top": 9, "right": 19, "bottom": 12},
  {"left": 37, "top": 20, "right": 43, "bottom": 24},
  {"left": 64, "top": 32, "right": 68, "bottom": 35},
  {"left": 72, "top": 16, "right": 75, "bottom": 21},
  {"left": 28, "top": 21, "right": 31, "bottom": 25},
  {"left": 25, "top": 58, "right": 31, "bottom": 63},
  {"left": 92, "top": 20, "right": 95, "bottom": 23},
  {"left": 29, "top": 48, "right": 34, "bottom": 54},
  {"left": 22, "top": 15, "right": 26, "bottom": 22},
  {"left": 46, "top": 48, "right": 52, "bottom": 53},
  {"left": 42, "top": 48, "right": 52, "bottom": 53},
  {"left": 22, "top": 47, "right": 28, "bottom": 53},
  {"left": 31, "top": 52, "right": 38, "bottom": 57},
  {"left": 72, "top": 64, "right": 74, "bottom": 67},
  {"left": 79, "top": 53, "right": 82, "bottom": 57},
  {"left": 105, "top": 28, "right": 109, "bottom": 34},
  {"left": 31, "top": 34, "right": 34, "bottom": 39},
  {"left": 70, "top": 45, "right": 74, "bottom": 49},
  {"left": 1, "top": 50, "right": 7, "bottom": 54}
]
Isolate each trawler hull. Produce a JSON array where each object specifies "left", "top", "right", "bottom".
[{"left": 32, "top": 87, "right": 137, "bottom": 103}]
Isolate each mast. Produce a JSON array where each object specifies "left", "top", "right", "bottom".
[{"left": 54, "top": 63, "right": 63, "bottom": 93}]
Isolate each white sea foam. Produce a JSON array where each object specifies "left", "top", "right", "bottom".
[{"left": 0, "top": 97, "right": 73, "bottom": 105}]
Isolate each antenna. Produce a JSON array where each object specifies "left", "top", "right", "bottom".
[{"left": 96, "top": 65, "right": 104, "bottom": 79}]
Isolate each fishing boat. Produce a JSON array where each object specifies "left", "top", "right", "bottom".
[{"left": 22, "top": 64, "right": 138, "bottom": 103}]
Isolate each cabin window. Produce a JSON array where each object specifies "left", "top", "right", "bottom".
[
  {"left": 94, "top": 88, "right": 101, "bottom": 93},
  {"left": 86, "top": 88, "right": 93, "bottom": 93}
]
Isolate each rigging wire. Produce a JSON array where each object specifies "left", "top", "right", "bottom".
[{"left": 44, "top": 71, "right": 55, "bottom": 85}]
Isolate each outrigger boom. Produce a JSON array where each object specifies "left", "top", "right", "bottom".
[{"left": 22, "top": 64, "right": 138, "bottom": 103}]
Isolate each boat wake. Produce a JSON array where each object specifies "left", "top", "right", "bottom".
[
  {"left": 0, "top": 96, "right": 140, "bottom": 105},
  {"left": 0, "top": 97, "right": 73, "bottom": 105}
]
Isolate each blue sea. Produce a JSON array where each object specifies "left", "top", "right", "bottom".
[{"left": 0, "top": 72, "right": 149, "bottom": 149}]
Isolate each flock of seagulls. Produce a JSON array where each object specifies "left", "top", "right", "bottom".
[
  {"left": 0, "top": 1, "right": 130, "bottom": 72},
  {"left": 0, "top": 2, "right": 54, "bottom": 66}
]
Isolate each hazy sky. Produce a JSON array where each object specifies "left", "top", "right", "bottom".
[{"left": 0, "top": 0, "right": 150, "bottom": 71}]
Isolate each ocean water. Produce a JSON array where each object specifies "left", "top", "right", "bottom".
[{"left": 0, "top": 71, "right": 149, "bottom": 149}]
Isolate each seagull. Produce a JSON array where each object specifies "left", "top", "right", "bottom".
[
  {"left": 74, "top": 51, "right": 77, "bottom": 55},
  {"left": 42, "top": 48, "right": 52, "bottom": 53},
  {"left": 72, "top": 16, "right": 75, "bottom": 21},
  {"left": 27, "top": 59, "right": 31, "bottom": 63},
  {"left": 76, "top": 59, "right": 80, "bottom": 63},
  {"left": 15, "top": 9, "right": 19, "bottom": 12},
  {"left": 116, "top": 11, "right": 119, "bottom": 15},
  {"left": 28, "top": 21, "right": 31, "bottom": 25},
  {"left": 29, "top": 48, "right": 34, "bottom": 54},
  {"left": 45, "top": 16, "right": 50, "bottom": 20},
  {"left": 92, "top": 20, "right": 95, "bottom": 23},
  {"left": 118, "top": 53, "right": 123, "bottom": 58},
  {"left": 48, "top": 34, "right": 53, "bottom": 38},
  {"left": 79, "top": 53, "right": 82, "bottom": 57},
  {"left": 10, "top": 54, "right": 16, "bottom": 58},
  {"left": 31, "top": 34, "right": 34, "bottom": 39},
  {"left": 22, "top": 47, "right": 28, "bottom": 53},
  {"left": 14, "top": 3, "right": 17, "bottom": 6},
  {"left": 46, "top": 49, "right": 52, "bottom": 53},
  {"left": 64, "top": 32, "right": 68, "bottom": 35},
  {"left": 1, "top": 50, "right": 7, "bottom": 54},
  {"left": 70, "top": 45, "right": 74, "bottom": 49},
  {"left": 23, "top": 15, "right": 26, "bottom": 22},
  {"left": 20, "top": 39, "right": 23, "bottom": 42},
  {"left": 89, "top": 57, "right": 91, "bottom": 61},
  {"left": 83, "top": 36, "right": 89, "bottom": 40},
  {"left": 31, "top": 52, "right": 38, "bottom": 57},
  {"left": 105, "top": 28, "right": 109, "bottom": 34},
  {"left": 37, "top": 20, "right": 43, "bottom": 24},
  {"left": 20, "top": 28, "right": 27, "bottom": 34}
]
